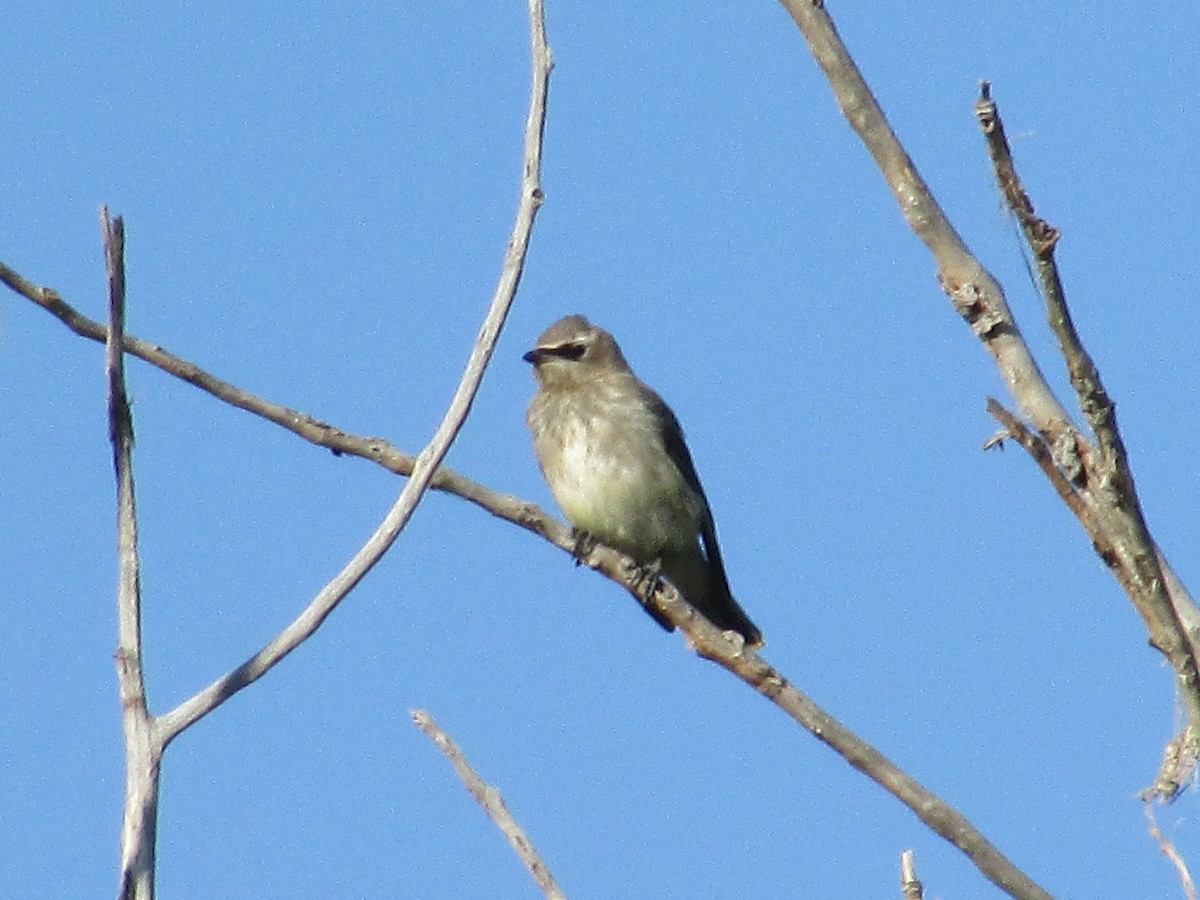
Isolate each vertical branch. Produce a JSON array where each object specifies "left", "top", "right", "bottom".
[
  {"left": 692, "top": 637, "right": 1053, "bottom": 900},
  {"left": 900, "top": 849, "right": 924, "bottom": 900},
  {"left": 104, "top": 207, "right": 162, "bottom": 900}
]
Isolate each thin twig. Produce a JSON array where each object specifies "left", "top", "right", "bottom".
[
  {"left": 412, "top": 710, "right": 566, "bottom": 900},
  {"left": 900, "top": 849, "right": 924, "bottom": 900},
  {"left": 975, "top": 82, "right": 1109, "bottom": 467},
  {"left": 985, "top": 397, "right": 1090, "bottom": 523},
  {"left": 104, "top": 208, "right": 160, "bottom": 900},
  {"left": 975, "top": 85, "right": 1200, "bottom": 751},
  {"left": 154, "top": 0, "right": 553, "bottom": 747},
  {"left": 1145, "top": 803, "right": 1198, "bottom": 900}
]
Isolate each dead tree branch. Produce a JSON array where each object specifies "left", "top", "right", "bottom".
[
  {"left": 94, "top": 1, "right": 553, "bottom": 894},
  {"left": 154, "top": 0, "right": 553, "bottom": 748},
  {"left": 775, "top": 0, "right": 1200, "bottom": 804},
  {"left": 900, "top": 849, "right": 924, "bottom": 900},
  {"left": 1144, "top": 803, "right": 1198, "bottom": 900},
  {"left": 413, "top": 710, "right": 567, "bottom": 900},
  {"left": 104, "top": 208, "right": 160, "bottom": 900},
  {"left": 975, "top": 86, "right": 1200, "bottom": 794}
]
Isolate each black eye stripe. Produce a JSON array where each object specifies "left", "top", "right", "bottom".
[{"left": 549, "top": 343, "right": 586, "bottom": 361}]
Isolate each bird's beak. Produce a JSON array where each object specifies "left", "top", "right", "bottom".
[{"left": 522, "top": 349, "right": 543, "bottom": 365}]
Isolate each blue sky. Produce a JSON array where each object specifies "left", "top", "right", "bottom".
[{"left": 4, "top": 2, "right": 1200, "bottom": 897}]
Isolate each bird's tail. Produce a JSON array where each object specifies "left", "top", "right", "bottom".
[{"left": 662, "top": 537, "right": 764, "bottom": 648}]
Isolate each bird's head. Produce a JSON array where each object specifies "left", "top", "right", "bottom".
[{"left": 523, "top": 315, "right": 630, "bottom": 388}]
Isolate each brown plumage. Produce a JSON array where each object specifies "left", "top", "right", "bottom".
[{"left": 523, "top": 315, "right": 763, "bottom": 647}]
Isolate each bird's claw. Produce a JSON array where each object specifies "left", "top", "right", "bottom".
[
  {"left": 627, "top": 558, "right": 663, "bottom": 601},
  {"left": 570, "top": 528, "right": 597, "bottom": 566}
]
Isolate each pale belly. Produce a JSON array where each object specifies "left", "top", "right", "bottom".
[{"left": 539, "top": 414, "right": 701, "bottom": 559}]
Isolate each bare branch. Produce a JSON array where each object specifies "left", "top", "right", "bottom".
[
  {"left": 774, "top": 0, "right": 1073, "bottom": 445},
  {"left": 975, "top": 87, "right": 1200, "bottom": 747},
  {"left": 776, "top": 0, "right": 1200, "bottom": 799},
  {"left": 1144, "top": 803, "right": 1198, "bottom": 900},
  {"left": 985, "top": 397, "right": 1092, "bottom": 524},
  {"left": 154, "top": 0, "right": 553, "bottom": 747},
  {"left": 412, "top": 710, "right": 566, "bottom": 900},
  {"left": 103, "top": 207, "right": 161, "bottom": 900},
  {"left": 975, "top": 82, "right": 1109, "bottom": 462},
  {"left": 0, "top": 258, "right": 548, "bottom": 525},
  {"left": 900, "top": 849, "right": 924, "bottom": 900},
  {"left": 649, "top": 594, "right": 1051, "bottom": 900},
  {"left": 10, "top": 215, "right": 1051, "bottom": 900}
]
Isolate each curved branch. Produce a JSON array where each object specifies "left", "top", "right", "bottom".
[
  {"left": 618, "top": 575, "right": 1052, "bottom": 900},
  {"left": 153, "top": 0, "right": 553, "bottom": 746}
]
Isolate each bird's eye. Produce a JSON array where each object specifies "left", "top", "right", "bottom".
[{"left": 553, "top": 342, "right": 587, "bottom": 361}]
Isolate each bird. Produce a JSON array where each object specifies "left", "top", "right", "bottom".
[{"left": 523, "top": 314, "right": 763, "bottom": 647}]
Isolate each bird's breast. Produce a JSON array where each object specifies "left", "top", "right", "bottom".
[{"left": 530, "top": 393, "right": 702, "bottom": 559}]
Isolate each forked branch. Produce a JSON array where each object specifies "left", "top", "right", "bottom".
[
  {"left": 975, "top": 86, "right": 1200, "bottom": 795},
  {"left": 775, "top": 0, "right": 1200, "bottom": 806}
]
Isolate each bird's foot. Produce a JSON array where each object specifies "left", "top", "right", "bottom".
[
  {"left": 625, "top": 558, "right": 674, "bottom": 632},
  {"left": 626, "top": 558, "right": 663, "bottom": 602},
  {"left": 570, "top": 528, "right": 598, "bottom": 567}
]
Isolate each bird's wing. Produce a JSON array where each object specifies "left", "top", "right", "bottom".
[
  {"left": 640, "top": 381, "right": 764, "bottom": 646},
  {"left": 638, "top": 383, "right": 727, "bottom": 568}
]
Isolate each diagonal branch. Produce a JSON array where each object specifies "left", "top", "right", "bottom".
[
  {"left": 984, "top": 398, "right": 1092, "bottom": 524},
  {"left": 975, "top": 83, "right": 1114, "bottom": 467},
  {"left": 776, "top": 0, "right": 1200, "bottom": 800},
  {"left": 1144, "top": 802, "right": 1198, "bottom": 900},
  {"left": 975, "top": 86, "right": 1200, "bottom": 759},
  {"left": 667, "top": 598, "right": 1051, "bottom": 900},
  {"left": 775, "top": 0, "right": 1074, "bottom": 450},
  {"left": 413, "top": 710, "right": 566, "bottom": 900},
  {"left": 0, "top": 256, "right": 539, "bottom": 528}
]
